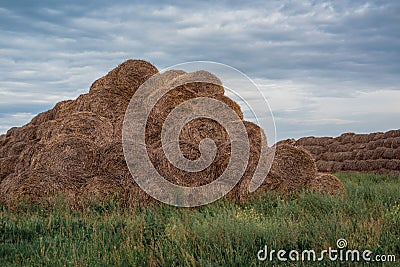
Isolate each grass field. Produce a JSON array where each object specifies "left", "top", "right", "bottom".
[{"left": 1, "top": 173, "right": 399, "bottom": 266}]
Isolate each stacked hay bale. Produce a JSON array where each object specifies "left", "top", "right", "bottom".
[
  {"left": 0, "top": 59, "right": 346, "bottom": 208},
  {"left": 295, "top": 130, "right": 400, "bottom": 176}
]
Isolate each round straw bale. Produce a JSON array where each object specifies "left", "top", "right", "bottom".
[
  {"left": 324, "top": 152, "right": 336, "bottom": 161},
  {"left": 372, "top": 147, "right": 385, "bottom": 159},
  {"left": 393, "top": 147, "right": 400, "bottom": 159},
  {"left": 319, "top": 152, "right": 329, "bottom": 161},
  {"left": 79, "top": 174, "right": 152, "bottom": 207},
  {"left": 382, "top": 149, "right": 394, "bottom": 159},
  {"left": 14, "top": 141, "right": 45, "bottom": 175},
  {"left": 374, "top": 139, "right": 384, "bottom": 148},
  {"left": 342, "top": 160, "right": 359, "bottom": 171},
  {"left": 362, "top": 160, "right": 375, "bottom": 171},
  {"left": 148, "top": 139, "right": 231, "bottom": 187},
  {"left": 316, "top": 160, "right": 335, "bottom": 172},
  {"left": 383, "top": 129, "right": 400, "bottom": 138},
  {"left": 353, "top": 134, "right": 369, "bottom": 143},
  {"left": 327, "top": 141, "right": 339, "bottom": 153},
  {"left": 355, "top": 150, "right": 365, "bottom": 160},
  {"left": 32, "top": 135, "right": 99, "bottom": 181},
  {"left": 145, "top": 86, "right": 242, "bottom": 148},
  {"left": 337, "top": 144, "right": 351, "bottom": 152},
  {"left": 386, "top": 160, "right": 399, "bottom": 170},
  {"left": 6, "top": 127, "right": 19, "bottom": 138},
  {"left": 178, "top": 118, "right": 229, "bottom": 147},
  {"left": 278, "top": 138, "right": 296, "bottom": 146},
  {"left": 6, "top": 141, "right": 27, "bottom": 156},
  {"left": 89, "top": 76, "right": 107, "bottom": 92},
  {"left": 363, "top": 150, "right": 374, "bottom": 160},
  {"left": 308, "top": 173, "right": 347, "bottom": 196},
  {"left": 0, "top": 134, "right": 6, "bottom": 145},
  {"left": 375, "top": 159, "right": 388, "bottom": 170},
  {"left": 75, "top": 90, "right": 130, "bottom": 121},
  {"left": 37, "top": 112, "right": 113, "bottom": 146},
  {"left": 225, "top": 121, "right": 265, "bottom": 202},
  {"left": 331, "top": 162, "right": 344, "bottom": 172},
  {"left": 0, "top": 169, "right": 79, "bottom": 206},
  {"left": 355, "top": 160, "right": 369, "bottom": 172},
  {"left": 338, "top": 132, "right": 355, "bottom": 143},
  {"left": 373, "top": 132, "right": 384, "bottom": 141},
  {"left": 97, "top": 140, "right": 130, "bottom": 177},
  {"left": 0, "top": 141, "right": 11, "bottom": 158},
  {"left": 263, "top": 144, "right": 317, "bottom": 193},
  {"left": 52, "top": 100, "right": 78, "bottom": 120},
  {"left": 383, "top": 138, "right": 393, "bottom": 148},
  {"left": 392, "top": 138, "right": 400, "bottom": 149},
  {"left": 145, "top": 87, "right": 197, "bottom": 146},
  {"left": 91, "top": 60, "right": 159, "bottom": 100},
  {"left": 0, "top": 156, "right": 18, "bottom": 182},
  {"left": 355, "top": 143, "right": 367, "bottom": 150},
  {"left": 366, "top": 141, "right": 376, "bottom": 150},
  {"left": 212, "top": 94, "right": 243, "bottom": 119},
  {"left": 30, "top": 109, "right": 55, "bottom": 126},
  {"left": 79, "top": 175, "right": 127, "bottom": 205},
  {"left": 9, "top": 124, "right": 38, "bottom": 142},
  {"left": 296, "top": 137, "right": 317, "bottom": 146},
  {"left": 168, "top": 70, "right": 224, "bottom": 97},
  {"left": 335, "top": 152, "right": 353, "bottom": 162},
  {"left": 305, "top": 145, "right": 323, "bottom": 155},
  {"left": 316, "top": 137, "right": 334, "bottom": 146}
]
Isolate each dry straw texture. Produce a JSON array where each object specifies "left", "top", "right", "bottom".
[
  {"left": 295, "top": 130, "right": 400, "bottom": 175},
  {"left": 0, "top": 59, "right": 345, "bottom": 207},
  {"left": 262, "top": 143, "right": 318, "bottom": 193},
  {"left": 308, "top": 173, "right": 347, "bottom": 197}
]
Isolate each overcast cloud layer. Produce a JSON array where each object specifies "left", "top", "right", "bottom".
[{"left": 1, "top": 0, "right": 399, "bottom": 140}]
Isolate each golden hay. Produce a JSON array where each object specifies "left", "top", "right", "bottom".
[
  {"left": 78, "top": 174, "right": 152, "bottom": 207},
  {"left": 308, "top": 173, "right": 347, "bottom": 197},
  {"left": 277, "top": 138, "right": 296, "bottom": 146},
  {"left": 113, "top": 115, "right": 124, "bottom": 140},
  {"left": 263, "top": 143, "right": 317, "bottom": 193},
  {"left": 97, "top": 141, "right": 130, "bottom": 177},
  {"left": 32, "top": 135, "right": 99, "bottom": 181},
  {"left": 75, "top": 91, "right": 130, "bottom": 121},
  {"left": 383, "top": 129, "right": 400, "bottom": 138},
  {"left": 167, "top": 70, "right": 224, "bottom": 96},
  {"left": 31, "top": 109, "right": 55, "bottom": 126},
  {"left": 386, "top": 160, "right": 400, "bottom": 170},
  {"left": 37, "top": 112, "right": 113, "bottom": 146},
  {"left": 52, "top": 100, "right": 78, "bottom": 120},
  {"left": 11, "top": 124, "right": 38, "bottom": 141},
  {"left": 0, "top": 156, "right": 18, "bottom": 182},
  {"left": 0, "top": 170, "right": 79, "bottom": 207},
  {"left": 145, "top": 90, "right": 242, "bottom": 148},
  {"left": 90, "top": 59, "right": 159, "bottom": 100},
  {"left": 0, "top": 59, "right": 350, "bottom": 207},
  {"left": 226, "top": 121, "right": 264, "bottom": 202},
  {"left": 6, "top": 141, "right": 28, "bottom": 156},
  {"left": 14, "top": 142, "right": 45, "bottom": 175},
  {"left": 316, "top": 160, "right": 335, "bottom": 172},
  {"left": 178, "top": 118, "right": 229, "bottom": 147},
  {"left": 148, "top": 140, "right": 230, "bottom": 187}
]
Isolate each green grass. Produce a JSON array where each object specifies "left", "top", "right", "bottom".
[{"left": 1, "top": 173, "right": 399, "bottom": 266}]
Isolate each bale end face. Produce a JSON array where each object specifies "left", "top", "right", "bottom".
[{"left": 308, "top": 173, "right": 347, "bottom": 197}]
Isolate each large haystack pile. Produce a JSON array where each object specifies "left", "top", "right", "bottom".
[{"left": 0, "top": 59, "right": 345, "bottom": 208}]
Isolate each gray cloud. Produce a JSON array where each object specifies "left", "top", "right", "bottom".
[{"left": 0, "top": 0, "right": 399, "bottom": 139}]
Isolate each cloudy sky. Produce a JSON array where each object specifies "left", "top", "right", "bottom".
[{"left": 1, "top": 0, "right": 399, "bottom": 140}]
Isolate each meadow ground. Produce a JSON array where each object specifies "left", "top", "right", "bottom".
[{"left": 1, "top": 173, "right": 399, "bottom": 266}]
